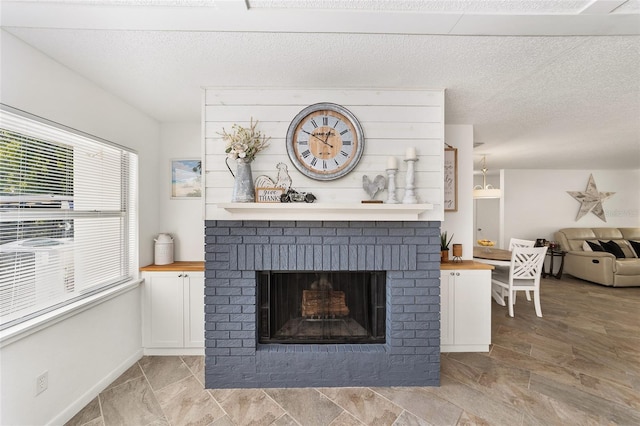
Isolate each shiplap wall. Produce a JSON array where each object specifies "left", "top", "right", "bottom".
[{"left": 203, "top": 88, "right": 445, "bottom": 221}]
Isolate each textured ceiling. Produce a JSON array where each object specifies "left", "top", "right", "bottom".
[{"left": 1, "top": 0, "right": 639, "bottom": 170}]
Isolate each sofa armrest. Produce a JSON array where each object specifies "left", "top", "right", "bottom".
[{"left": 564, "top": 251, "right": 617, "bottom": 285}]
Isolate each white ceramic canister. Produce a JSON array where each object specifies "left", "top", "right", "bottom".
[{"left": 154, "top": 233, "right": 174, "bottom": 265}]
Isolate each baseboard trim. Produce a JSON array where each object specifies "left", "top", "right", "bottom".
[
  {"left": 49, "top": 349, "right": 144, "bottom": 426},
  {"left": 143, "top": 347, "right": 204, "bottom": 356}
]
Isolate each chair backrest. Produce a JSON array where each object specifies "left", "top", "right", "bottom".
[
  {"left": 510, "top": 246, "right": 548, "bottom": 283},
  {"left": 509, "top": 238, "right": 535, "bottom": 251}
]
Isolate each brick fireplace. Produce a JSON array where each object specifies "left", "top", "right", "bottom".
[{"left": 204, "top": 220, "right": 441, "bottom": 388}]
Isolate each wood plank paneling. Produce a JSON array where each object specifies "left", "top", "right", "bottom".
[{"left": 203, "top": 88, "right": 445, "bottom": 221}]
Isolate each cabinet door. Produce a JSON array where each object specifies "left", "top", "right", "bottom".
[
  {"left": 440, "top": 271, "right": 454, "bottom": 346},
  {"left": 143, "top": 272, "right": 184, "bottom": 348},
  {"left": 453, "top": 270, "right": 491, "bottom": 345},
  {"left": 184, "top": 271, "right": 205, "bottom": 348}
]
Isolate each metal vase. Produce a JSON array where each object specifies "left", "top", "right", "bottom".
[{"left": 231, "top": 159, "right": 255, "bottom": 202}]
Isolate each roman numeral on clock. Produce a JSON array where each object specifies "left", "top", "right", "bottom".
[
  {"left": 311, "top": 157, "right": 318, "bottom": 167},
  {"left": 298, "top": 140, "right": 308, "bottom": 145},
  {"left": 322, "top": 117, "right": 328, "bottom": 126},
  {"left": 301, "top": 150, "right": 311, "bottom": 158},
  {"left": 343, "top": 140, "right": 351, "bottom": 146},
  {"left": 340, "top": 129, "right": 349, "bottom": 136},
  {"left": 310, "top": 119, "right": 318, "bottom": 128}
]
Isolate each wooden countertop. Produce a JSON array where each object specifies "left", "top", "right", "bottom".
[
  {"left": 140, "top": 261, "right": 204, "bottom": 272},
  {"left": 141, "top": 260, "right": 491, "bottom": 271},
  {"left": 440, "top": 260, "right": 494, "bottom": 270}
]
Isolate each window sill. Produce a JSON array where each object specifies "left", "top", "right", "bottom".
[{"left": 0, "top": 279, "right": 142, "bottom": 348}]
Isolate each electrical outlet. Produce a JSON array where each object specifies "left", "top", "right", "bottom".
[{"left": 36, "top": 371, "right": 48, "bottom": 395}]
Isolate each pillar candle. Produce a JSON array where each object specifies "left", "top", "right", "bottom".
[
  {"left": 387, "top": 156, "right": 398, "bottom": 169},
  {"left": 405, "top": 147, "right": 417, "bottom": 160}
]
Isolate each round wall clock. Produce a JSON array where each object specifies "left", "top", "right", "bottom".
[{"left": 286, "top": 103, "right": 365, "bottom": 181}]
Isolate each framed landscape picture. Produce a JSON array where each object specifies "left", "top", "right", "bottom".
[{"left": 171, "top": 159, "right": 202, "bottom": 198}]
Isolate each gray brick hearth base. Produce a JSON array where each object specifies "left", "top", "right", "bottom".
[{"left": 204, "top": 220, "right": 441, "bottom": 388}]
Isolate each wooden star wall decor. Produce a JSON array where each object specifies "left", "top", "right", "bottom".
[{"left": 567, "top": 174, "right": 615, "bottom": 222}]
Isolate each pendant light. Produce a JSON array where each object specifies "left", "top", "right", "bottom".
[{"left": 473, "top": 156, "right": 501, "bottom": 199}]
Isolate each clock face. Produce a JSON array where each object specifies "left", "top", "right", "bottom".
[{"left": 286, "top": 103, "right": 364, "bottom": 181}]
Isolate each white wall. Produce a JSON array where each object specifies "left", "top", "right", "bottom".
[
  {"left": 159, "top": 122, "right": 205, "bottom": 261},
  {"left": 443, "top": 125, "right": 474, "bottom": 259},
  {"left": 0, "top": 30, "right": 158, "bottom": 425},
  {"left": 502, "top": 169, "right": 640, "bottom": 246}
]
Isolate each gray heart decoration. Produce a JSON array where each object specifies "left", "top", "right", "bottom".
[{"left": 363, "top": 175, "right": 386, "bottom": 200}]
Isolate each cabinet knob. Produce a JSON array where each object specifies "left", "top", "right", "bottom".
[
  {"left": 184, "top": 274, "right": 189, "bottom": 278},
  {"left": 456, "top": 272, "right": 460, "bottom": 276},
  {"left": 178, "top": 273, "right": 183, "bottom": 278},
  {"left": 450, "top": 272, "right": 455, "bottom": 276}
]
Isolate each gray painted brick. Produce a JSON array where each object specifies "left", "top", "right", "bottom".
[
  {"left": 230, "top": 313, "right": 254, "bottom": 322},
  {"left": 324, "top": 236, "right": 350, "bottom": 245},
  {"left": 218, "top": 339, "right": 242, "bottom": 348},
  {"left": 288, "top": 245, "right": 297, "bottom": 268},
  {"left": 314, "top": 245, "right": 323, "bottom": 270},
  {"left": 296, "top": 245, "right": 306, "bottom": 270},
  {"left": 242, "top": 287, "right": 256, "bottom": 296},
  {"left": 339, "top": 245, "right": 349, "bottom": 270},
  {"left": 204, "top": 219, "right": 440, "bottom": 388},
  {"left": 215, "top": 305, "right": 242, "bottom": 314},
  {"left": 257, "top": 227, "right": 283, "bottom": 236},
  {"left": 284, "top": 227, "right": 310, "bottom": 236},
  {"left": 305, "top": 245, "right": 314, "bottom": 270},
  {"left": 348, "top": 245, "right": 358, "bottom": 270},
  {"left": 310, "top": 227, "right": 337, "bottom": 236},
  {"left": 216, "top": 322, "right": 242, "bottom": 331},
  {"left": 322, "top": 245, "right": 331, "bottom": 270}
]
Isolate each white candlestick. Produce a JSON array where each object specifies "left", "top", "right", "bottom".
[
  {"left": 405, "top": 147, "right": 417, "bottom": 160},
  {"left": 386, "top": 168, "right": 399, "bottom": 204},
  {"left": 387, "top": 156, "right": 398, "bottom": 170},
  {"left": 402, "top": 158, "right": 419, "bottom": 204}
]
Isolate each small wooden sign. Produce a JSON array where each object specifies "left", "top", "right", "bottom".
[
  {"left": 255, "top": 187, "right": 284, "bottom": 203},
  {"left": 444, "top": 147, "right": 458, "bottom": 211}
]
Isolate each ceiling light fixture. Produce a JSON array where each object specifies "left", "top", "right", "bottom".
[{"left": 473, "top": 156, "right": 501, "bottom": 199}]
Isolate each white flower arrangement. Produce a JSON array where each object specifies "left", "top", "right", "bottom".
[{"left": 220, "top": 118, "right": 270, "bottom": 162}]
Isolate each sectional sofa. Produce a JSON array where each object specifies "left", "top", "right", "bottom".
[{"left": 554, "top": 227, "right": 640, "bottom": 287}]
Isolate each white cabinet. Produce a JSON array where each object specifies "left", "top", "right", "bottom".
[
  {"left": 440, "top": 266, "right": 492, "bottom": 352},
  {"left": 141, "top": 267, "right": 204, "bottom": 355}
]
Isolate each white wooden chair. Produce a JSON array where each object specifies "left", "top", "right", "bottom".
[
  {"left": 508, "top": 238, "right": 536, "bottom": 300},
  {"left": 491, "top": 246, "right": 548, "bottom": 317},
  {"left": 509, "top": 238, "right": 535, "bottom": 250}
]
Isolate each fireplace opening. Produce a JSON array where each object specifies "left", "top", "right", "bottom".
[{"left": 257, "top": 271, "right": 386, "bottom": 344}]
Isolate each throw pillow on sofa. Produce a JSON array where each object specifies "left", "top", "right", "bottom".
[
  {"left": 586, "top": 240, "right": 604, "bottom": 252},
  {"left": 629, "top": 240, "right": 640, "bottom": 258},
  {"left": 618, "top": 241, "right": 637, "bottom": 258},
  {"left": 599, "top": 240, "right": 626, "bottom": 259}
]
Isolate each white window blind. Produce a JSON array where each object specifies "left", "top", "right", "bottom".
[{"left": 0, "top": 105, "right": 138, "bottom": 329}]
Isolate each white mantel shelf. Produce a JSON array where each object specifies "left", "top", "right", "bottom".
[{"left": 215, "top": 203, "right": 434, "bottom": 221}]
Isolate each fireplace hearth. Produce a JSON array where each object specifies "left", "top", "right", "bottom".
[
  {"left": 258, "top": 271, "right": 386, "bottom": 344},
  {"left": 204, "top": 220, "right": 441, "bottom": 388}
]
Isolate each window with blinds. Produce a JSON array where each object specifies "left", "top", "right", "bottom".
[{"left": 0, "top": 105, "right": 138, "bottom": 329}]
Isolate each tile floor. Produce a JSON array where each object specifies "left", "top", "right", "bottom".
[{"left": 66, "top": 276, "right": 640, "bottom": 425}]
